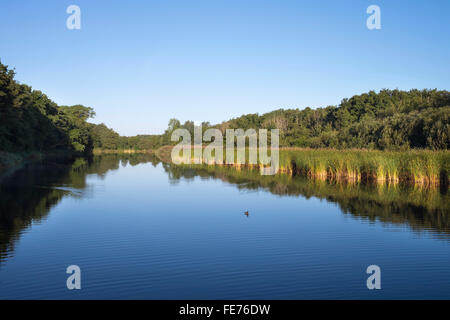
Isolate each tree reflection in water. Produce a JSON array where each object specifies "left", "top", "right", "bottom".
[{"left": 1, "top": 154, "right": 448, "bottom": 264}]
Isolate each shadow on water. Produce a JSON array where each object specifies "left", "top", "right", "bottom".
[{"left": 0, "top": 154, "right": 449, "bottom": 264}]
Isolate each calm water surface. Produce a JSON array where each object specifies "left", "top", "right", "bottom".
[{"left": 0, "top": 154, "right": 449, "bottom": 299}]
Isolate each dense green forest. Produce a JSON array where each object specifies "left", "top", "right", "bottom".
[
  {"left": 0, "top": 61, "right": 161, "bottom": 159},
  {"left": 1, "top": 60, "right": 449, "bottom": 161},
  {"left": 91, "top": 87, "right": 450, "bottom": 151},
  {"left": 0, "top": 61, "right": 95, "bottom": 154},
  {"left": 161, "top": 90, "right": 450, "bottom": 150},
  {"left": 216, "top": 89, "right": 449, "bottom": 150}
]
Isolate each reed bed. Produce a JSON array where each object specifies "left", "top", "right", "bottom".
[
  {"left": 279, "top": 149, "right": 449, "bottom": 187},
  {"left": 169, "top": 147, "right": 450, "bottom": 187}
]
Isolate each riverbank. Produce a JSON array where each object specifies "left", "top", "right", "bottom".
[
  {"left": 161, "top": 146, "right": 450, "bottom": 187},
  {"left": 279, "top": 149, "right": 449, "bottom": 186},
  {"left": 93, "top": 148, "right": 154, "bottom": 155}
]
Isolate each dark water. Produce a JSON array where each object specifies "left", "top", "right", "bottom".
[{"left": 0, "top": 154, "right": 449, "bottom": 299}]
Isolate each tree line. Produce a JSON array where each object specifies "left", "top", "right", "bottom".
[
  {"left": 161, "top": 89, "right": 449, "bottom": 150},
  {"left": 207, "top": 89, "right": 449, "bottom": 150},
  {"left": 0, "top": 61, "right": 95, "bottom": 153},
  {"left": 1, "top": 60, "right": 449, "bottom": 154},
  {"left": 0, "top": 61, "right": 161, "bottom": 153}
]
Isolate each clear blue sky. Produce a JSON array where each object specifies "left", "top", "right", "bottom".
[{"left": 0, "top": 0, "right": 449, "bottom": 135}]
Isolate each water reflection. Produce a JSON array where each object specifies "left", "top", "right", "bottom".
[
  {"left": 0, "top": 154, "right": 159, "bottom": 263},
  {"left": 0, "top": 154, "right": 448, "bottom": 264},
  {"left": 164, "top": 164, "right": 449, "bottom": 239}
]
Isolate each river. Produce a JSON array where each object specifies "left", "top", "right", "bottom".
[{"left": 0, "top": 154, "right": 448, "bottom": 299}]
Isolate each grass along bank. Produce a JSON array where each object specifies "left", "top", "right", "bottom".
[
  {"left": 279, "top": 149, "right": 449, "bottom": 186},
  {"left": 165, "top": 147, "right": 450, "bottom": 187},
  {"left": 92, "top": 148, "right": 154, "bottom": 155}
]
